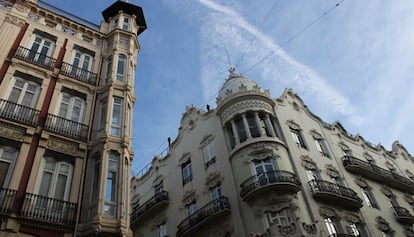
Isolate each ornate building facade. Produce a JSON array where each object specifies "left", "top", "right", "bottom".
[
  {"left": 0, "top": 0, "right": 146, "bottom": 236},
  {"left": 131, "top": 69, "right": 414, "bottom": 237}
]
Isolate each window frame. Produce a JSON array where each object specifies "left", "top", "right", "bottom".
[
  {"left": 361, "top": 187, "right": 379, "bottom": 209},
  {"left": 182, "top": 159, "right": 193, "bottom": 185},
  {"left": 58, "top": 92, "right": 85, "bottom": 123},
  {"left": 116, "top": 54, "right": 127, "bottom": 82},
  {"left": 104, "top": 152, "right": 119, "bottom": 217},
  {"left": 203, "top": 141, "right": 216, "bottom": 168},
  {"left": 8, "top": 77, "right": 40, "bottom": 108},
  {"left": 110, "top": 97, "right": 123, "bottom": 136},
  {"left": 290, "top": 128, "right": 307, "bottom": 149},
  {"left": 0, "top": 145, "right": 18, "bottom": 188}
]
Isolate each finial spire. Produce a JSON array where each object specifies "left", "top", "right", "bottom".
[{"left": 229, "top": 67, "right": 237, "bottom": 78}]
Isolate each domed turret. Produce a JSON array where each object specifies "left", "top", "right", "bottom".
[{"left": 216, "top": 68, "right": 270, "bottom": 107}]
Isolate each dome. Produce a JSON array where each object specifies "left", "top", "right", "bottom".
[{"left": 217, "top": 68, "right": 262, "bottom": 103}]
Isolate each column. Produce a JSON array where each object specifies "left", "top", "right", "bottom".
[
  {"left": 254, "top": 112, "right": 266, "bottom": 137},
  {"left": 242, "top": 114, "right": 251, "bottom": 139},
  {"left": 230, "top": 119, "right": 240, "bottom": 145},
  {"left": 265, "top": 114, "right": 276, "bottom": 137}
]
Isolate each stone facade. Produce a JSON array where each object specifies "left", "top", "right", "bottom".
[
  {"left": 131, "top": 69, "right": 414, "bottom": 237},
  {"left": 0, "top": 0, "right": 146, "bottom": 236}
]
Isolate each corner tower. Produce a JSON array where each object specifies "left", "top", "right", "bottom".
[{"left": 80, "top": 1, "right": 146, "bottom": 236}]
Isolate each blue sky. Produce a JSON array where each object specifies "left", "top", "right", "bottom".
[{"left": 44, "top": 0, "right": 414, "bottom": 173}]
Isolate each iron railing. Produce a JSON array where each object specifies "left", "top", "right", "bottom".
[
  {"left": 44, "top": 114, "right": 88, "bottom": 141},
  {"left": 131, "top": 191, "right": 168, "bottom": 223},
  {"left": 0, "top": 99, "right": 40, "bottom": 126},
  {"left": 0, "top": 188, "right": 16, "bottom": 214},
  {"left": 308, "top": 179, "right": 363, "bottom": 205},
  {"left": 391, "top": 206, "right": 414, "bottom": 223},
  {"left": 342, "top": 156, "right": 414, "bottom": 193},
  {"left": 176, "top": 197, "right": 230, "bottom": 237},
  {"left": 240, "top": 170, "right": 301, "bottom": 197},
  {"left": 328, "top": 234, "right": 357, "bottom": 237},
  {"left": 20, "top": 193, "right": 77, "bottom": 226},
  {"left": 61, "top": 62, "right": 97, "bottom": 85},
  {"left": 14, "top": 46, "right": 56, "bottom": 69}
]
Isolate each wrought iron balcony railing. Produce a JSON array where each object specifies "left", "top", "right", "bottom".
[
  {"left": 131, "top": 191, "right": 168, "bottom": 224},
  {"left": 0, "top": 188, "right": 16, "bottom": 214},
  {"left": 240, "top": 170, "right": 301, "bottom": 200},
  {"left": 20, "top": 193, "right": 77, "bottom": 226},
  {"left": 308, "top": 179, "right": 363, "bottom": 209},
  {"left": 14, "top": 46, "right": 56, "bottom": 69},
  {"left": 342, "top": 156, "right": 414, "bottom": 194},
  {"left": 176, "top": 197, "right": 231, "bottom": 237},
  {"left": 391, "top": 206, "right": 414, "bottom": 224},
  {"left": 61, "top": 62, "right": 97, "bottom": 85},
  {"left": 44, "top": 114, "right": 88, "bottom": 141},
  {"left": 0, "top": 99, "right": 40, "bottom": 126}
]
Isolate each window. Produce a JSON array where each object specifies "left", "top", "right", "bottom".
[
  {"left": 324, "top": 218, "right": 337, "bottom": 235},
  {"left": 246, "top": 113, "right": 259, "bottom": 138},
  {"left": 346, "top": 222, "right": 368, "bottom": 237},
  {"left": 8, "top": 77, "right": 40, "bottom": 108},
  {"left": 116, "top": 54, "right": 127, "bottom": 82},
  {"left": 314, "top": 138, "right": 330, "bottom": 157},
  {"left": 70, "top": 50, "right": 93, "bottom": 80},
  {"left": 90, "top": 153, "right": 100, "bottom": 203},
  {"left": 155, "top": 182, "right": 163, "bottom": 195},
  {"left": 266, "top": 208, "right": 292, "bottom": 226},
  {"left": 112, "top": 17, "right": 118, "bottom": 30},
  {"left": 111, "top": 97, "right": 123, "bottom": 136},
  {"left": 28, "top": 34, "right": 55, "bottom": 65},
  {"left": 104, "top": 152, "right": 119, "bottom": 216},
  {"left": 203, "top": 142, "right": 216, "bottom": 168},
  {"left": 158, "top": 222, "right": 167, "bottom": 237},
  {"left": 104, "top": 56, "right": 113, "bottom": 83},
  {"left": 186, "top": 199, "right": 197, "bottom": 216},
  {"left": 182, "top": 159, "right": 192, "bottom": 185},
  {"left": 38, "top": 157, "right": 73, "bottom": 201},
  {"left": 98, "top": 98, "right": 107, "bottom": 132},
  {"left": 291, "top": 128, "right": 306, "bottom": 149},
  {"left": 122, "top": 17, "right": 129, "bottom": 30},
  {"left": 125, "top": 106, "right": 131, "bottom": 137},
  {"left": 0, "top": 146, "right": 18, "bottom": 188},
  {"left": 235, "top": 116, "right": 246, "bottom": 142},
  {"left": 58, "top": 93, "right": 85, "bottom": 123},
  {"left": 343, "top": 148, "right": 353, "bottom": 157},
  {"left": 210, "top": 182, "right": 222, "bottom": 201},
  {"left": 361, "top": 187, "right": 379, "bottom": 208},
  {"left": 305, "top": 169, "right": 320, "bottom": 182},
  {"left": 226, "top": 123, "right": 235, "bottom": 148}
]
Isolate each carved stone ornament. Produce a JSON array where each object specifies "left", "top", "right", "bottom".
[
  {"left": 221, "top": 100, "right": 273, "bottom": 122},
  {"left": 363, "top": 152, "right": 374, "bottom": 161},
  {"left": 47, "top": 137, "right": 78, "bottom": 155},
  {"left": 291, "top": 102, "right": 300, "bottom": 111},
  {"left": 385, "top": 161, "right": 395, "bottom": 170},
  {"left": 354, "top": 177, "right": 368, "bottom": 188},
  {"left": 182, "top": 189, "right": 196, "bottom": 203},
  {"left": 278, "top": 223, "right": 297, "bottom": 236},
  {"left": 338, "top": 142, "right": 350, "bottom": 151},
  {"left": 286, "top": 120, "right": 300, "bottom": 130},
  {"left": 406, "top": 170, "right": 414, "bottom": 178},
  {"left": 302, "top": 222, "right": 317, "bottom": 235},
  {"left": 265, "top": 202, "right": 292, "bottom": 213},
  {"left": 404, "top": 194, "right": 414, "bottom": 204},
  {"left": 325, "top": 164, "right": 340, "bottom": 178},
  {"left": 375, "top": 216, "right": 391, "bottom": 232},
  {"left": 248, "top": 147, "right": 274, "bottom": 161},
  {"left": 343, "top": 213, "right": 361, "bottom": 223},
  {"left": 0, "top": 123, "right": 24, "bottom": 141},
  {"left": 301, "top": 155, "right": 317, "bottom": 170},
  {"left": 319, "top": 207, "right": 336, "bottom": 218},
  {"left": 380, "top": 186, "right": 393, "bottom": 197},
  {"left": 310, "top": 130, "right": 322, "bottom": 139},
  {"left": 250, "top": 228, "right": 271, "bottom": 237},
  {"left": 204, "top": 171, "right": 221, "bottom": 186},
  {"left": 199, "top": 134, "right": 214, "bottom": 147},
  {"left": 404, "top": 226, "right": 414, "bottom": 237},
  {"left": 212, "top": 224, "right": 234, "bottom": 237}
]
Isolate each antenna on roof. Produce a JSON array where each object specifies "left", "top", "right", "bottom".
[{"left": 224, "top": 46, "right": 232, "bottom": 68}]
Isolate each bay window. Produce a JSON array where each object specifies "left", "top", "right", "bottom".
[
  {"left": 116, "top": 54, "right": 127, "bottom": 82},
  {"left": 111, "top": 97, "right": 123, "bottom": 136}
]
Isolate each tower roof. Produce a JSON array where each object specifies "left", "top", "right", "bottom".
[
  {"left": 217, "top": 68, "right": 262, "bottom": 103},
  {"left": 102, "top": 1, "right": 147, "bottom": 35}
]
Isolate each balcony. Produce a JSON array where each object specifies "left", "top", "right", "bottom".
[
  {"left": 176, "top": 197, "right": 231, "bottom": 237},
  {"left": 61, "top": 62, "right": 97, "bottom": 86},
  {"left": 44, "top": 114, "right": 88, "bottom": 141},
  {"left": 131, "top": 191, "right": 168, "bottom": 225},
  {"left": 20, "top": 193, "right": 77, "bottom": 227},
  {"left": 14, "top": 46, "right": 56, "bottom": 70},
  {"left": 342, "top": 156, "right": 414, "bottom": 194},
  {"left": 240, "top": 170, "right": 301, "bottom": 201},
  {"left": 0, "top": 188, "right": 16, "bottom": 216},
  {"left": 391, "top": 206, "right": 414, "bottom": 224},
  {"left": 328, "top": 234, "right": 356, "bottom": 237},
  {"left": 0, "top": 99, "right": 40, "bottom": 126},
  {"left": 308, "top": 180, "right": 363, "bottom": 210}
]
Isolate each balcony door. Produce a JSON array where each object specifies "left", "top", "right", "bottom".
[
  {"left": 253, "top": 158, "right": 275, "bottom": 184},
  {"left": 0, "top": 146, "right": 18, "bottom": 188},
  {"left": 28, "top": 35, "right": 54, "bottom": 65},
  {"left": 70, "top": 50, "right": 93, "bottom": 80},
  {"left": 36, "top": 157, "right": 73, "bottom": 219},
  {"left": 5, "top": 78, "right": 40, "bottom": 120},
  {"left": 58, "top": 93, "right": 85, "bottom": 123}
]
